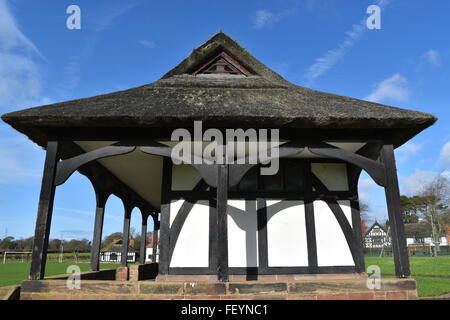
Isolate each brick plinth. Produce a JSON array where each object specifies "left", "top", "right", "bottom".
[
  {"left": 19, "top": 277, "right": 417, "bottom": 300},
  {"left": 116, "top": 267, "right": 129, "bottom": 281}
]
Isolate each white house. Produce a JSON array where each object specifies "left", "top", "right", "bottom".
[
  {"left": 100, "top": 239, "right": 136, "bottom": 263},
  {"left": 406, "top": 236, "right": 448, "bottom": 247},
  {"left": 145, "top": 243, "right": 159, "bottom": 263},
  {"left": 364, "top": 222, "right": 390, "bottom": 249}
]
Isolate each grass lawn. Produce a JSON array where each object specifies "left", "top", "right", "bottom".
[
  {"left": 414, "top": 277, "right": 450, "bottom": 297},
  {"left": 0, "top": 262, "right": 120, "bottom": 287},
  {"left": 365, "top": 256, "right": 450, "bottom": 297},
  {"left": 365, "top": 256, "right": 450, "bottom": 277}
]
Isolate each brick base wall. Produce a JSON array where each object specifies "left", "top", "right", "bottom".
[
  {"left": 129, "top": 263, "right": 158, "bottom": 281},
  {"left": 19, "top": 278, "right": 417, "bottom": 300},
  {"left": 116, "top": 267, "right": 129, "bottom": 281},
  {"left": 0, "top": 286, "right": 21, "bottom": 300}
]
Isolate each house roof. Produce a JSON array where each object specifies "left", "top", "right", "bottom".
[
  {"left": 364, "top": 221, "right": 387, "bottom": 236},
  {"left": 404, "top": 222, "right": 445, "bottom": 238},
  {"left": 1, "top": 32, "right": 437, "bottom": 148},
  {"left": 146, "top": 241, "right": 158, "bottom": 249},
  {"left": 101, "top": 238, "right": 135, "bottom": 253}
]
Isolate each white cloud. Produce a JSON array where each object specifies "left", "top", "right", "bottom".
[
  {"left": 306, "top": 23, "right": 365, "bottom": 86},
  {"left": 400, "top": 169, "right": 439, "bottom": 196},
  {"left": 60, "top": 2, "right": 141, "bottom": 96},
  {"left": 0, "top": 0, "right": 42, "bottom": 57},
  {"left": 90, "top": 2, "right": 141, "bottom": 32},
  {"left": 0, "top": 126, "right": 44, "bottom": 185},
  {"left": 358, "top": 177, "right": 377, "bottom": 201},
  {"left": 440, "top": 141, "right": 450, "bottom": 169},
  {"left": 252, "top": 7, "right": 297, "bottom": 29},
  {"left": 364, "top": 73, "right": 410, "bottom": 103},
  {"left": 55, "top": 207, "right": 94, "bottom": 216},
  {"left": 422, "top": 49, "right": 442, "bottom": 67},
  {"left": 139, "top": 40, "right": 156, "bottom": 48},
  {"left": 55, "top": 206, "right": 122, "bottom": 221},
  {"left": 304, "top": 0, "right": 392, "bottom": 86},
  {"left": 0, "top": 0, "right": 49, "bottom": 111},
  {"left": 396, "top": 141, "right": 422, "bottom": 162},
  {"left": 253, "top": 10, "right": 278, "bottom": 29}
]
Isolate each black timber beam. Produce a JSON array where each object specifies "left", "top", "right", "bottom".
[{"left": 29, "top": 141, "right": 59, "bottom": 280}]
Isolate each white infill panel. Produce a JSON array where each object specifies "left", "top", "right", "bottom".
[
  {"left": 311, "top": 163, "right": 349, "bottom": 191},
  {"left": 266, "top": 200, "right": 308, "bottom": 267},
  {"left": 169, "top": 200, "right": 210, "bottom": 268},
  {"left": 227, "top": 200, "right": 258, "bottom": 268},
  {"left": 314, "top": 200, "right": 354, "bottom": 267}
]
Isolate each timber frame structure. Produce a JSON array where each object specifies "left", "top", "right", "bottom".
[{"left": 1, "top": 32, "right": 436, "bottom": 283}]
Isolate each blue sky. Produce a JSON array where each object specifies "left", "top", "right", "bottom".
[{"left": 0, "top": 0, "right": 449, "bottom": 240}]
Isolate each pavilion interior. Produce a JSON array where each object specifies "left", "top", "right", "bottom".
[{"left": 75, "top": 141, "right": 367, "bottom": 209}]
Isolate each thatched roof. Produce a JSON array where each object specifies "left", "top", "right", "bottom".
[
  {"left": 101, "top": 238, "right": 135, "bottom": 253},
  {"left": 1, "top": 32, "right": 437, "bottom": 147}
]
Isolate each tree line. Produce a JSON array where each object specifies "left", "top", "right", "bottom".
[{"left": 0, "top": 228, "right": 156, "bottom": 253}]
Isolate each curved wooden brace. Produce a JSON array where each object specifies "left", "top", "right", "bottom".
[
  {"left": 139, "top": 141, "right": 174, "bottom": 159},
  {"left": 142, "top": 141, "right": 304, "bottom": 188},
  {"left": 308, "top": 142, "right": 386, "bottom": 187},
  {"left": 140, "top": 143, "right": 219, "bottom": 187},
  {"left": 55, "top": 145, "right": 136, "bottom": 186}
]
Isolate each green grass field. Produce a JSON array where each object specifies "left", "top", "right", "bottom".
[
  {"left": 365, "top": 256, "right": 450, "bottom": 297},
  {"left": 365, "top": 256, "right": 450, "bottom": 277},
  {"left": 0, "top": 262, "right": 120, "bottom": 287}
]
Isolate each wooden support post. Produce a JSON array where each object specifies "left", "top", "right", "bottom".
[
  {"left": 347, "top": 163, "right": 366, "bottom": 274},
  {"left": 350, "top": 199, "right": 366, "bottom": 273},
  {"left": 216, "top": 163, "right": 229, "bottom": 282},
  {"left": 90, "top": 191, "right": 107, "bottom": 271},
  {"left": 121, "top": 206, "right": 132, "bottom": 267},
  {"left": 152, "top": 215, "right": 159, "bottom": 263},
  {"left": 30, "top": 141, "right": 59, "bottom": 280},
  {"left": 159, "top": 158, "right": 172, "bottom": 275},
  {"left": 140, "top": 214, "right": 149, "bottom": 265},
  {"left": 380, "top": 144, "right": 410, "bottom": 278}
]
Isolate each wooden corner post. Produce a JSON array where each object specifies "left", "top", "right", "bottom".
[
  {"left": 380, "top": 143, "right": 410, "bottom": 278},
  {"left": 139, "top": 213, "right": 149, "bottom": 264},
  {"left": 90, "top": 190, "right": 108, "bottom": 271},
  {"left": 158, "top": 158, "right": 172, "bottom": 275},
  {"left": 216, "top": 147, "right": 229, "bottom": 281},
  {"left": 121, "top": 204, "right": 133, "bottom": 267},
  {"left": 29, "top": 141, "right": 59, "bottom": 280}
]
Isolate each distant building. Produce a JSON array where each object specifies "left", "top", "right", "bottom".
[
  {"left": 446, "top": 225, "right": 450, "bottom": 244},
  {"left": 364, "top": 222, "right": 390, "bottom": 249},
  {"left": 361, "top": 220, "right": 367, "bottom": 235},
  {"left": 100, "top": 239, "right": 136, "bottom": 263},
  {"left": 145, "top": 232, "right": 159, "bottom": 263},
  {"left": 404, "top": 223, "right": 449, "bottom": 247}
]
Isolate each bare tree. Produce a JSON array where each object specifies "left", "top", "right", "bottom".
[
  {"left": 418, "top": 175, "right": 449, "bottom": 256},
  {"left": 359, "top": 201, "right": 370, "bottom": 225}
]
